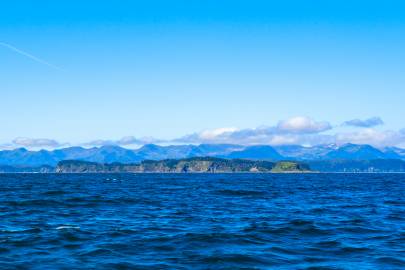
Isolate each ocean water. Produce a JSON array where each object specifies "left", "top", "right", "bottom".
[{"left": 0, "top": 174, "right": 404, "bottom": 270}]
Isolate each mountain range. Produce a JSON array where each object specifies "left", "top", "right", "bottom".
[{"left": 0, "top": 143, "right": 404, "bottom": 167}]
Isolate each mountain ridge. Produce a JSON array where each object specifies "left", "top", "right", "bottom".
[{"left": 0, "top": 143, "right": 404, "bottom": 167}]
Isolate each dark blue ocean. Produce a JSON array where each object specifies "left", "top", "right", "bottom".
[{"left": 0, "top": 174, "right": 404, "bottom": 270}]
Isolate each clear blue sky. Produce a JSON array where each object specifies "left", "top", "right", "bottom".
[{"left": 1, "top": 1, "right": 405, "bottom": 147}]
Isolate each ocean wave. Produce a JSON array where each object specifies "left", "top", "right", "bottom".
[
  {"left": 56, "top": 225, "right": 80, "bottom": 230},
  {"left": 0, "top": 173, "right": 404, "bottom": 269}
]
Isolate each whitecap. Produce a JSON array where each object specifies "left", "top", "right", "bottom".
[{"left": 56, "top": 225, "right": 80, "bottom": 230}]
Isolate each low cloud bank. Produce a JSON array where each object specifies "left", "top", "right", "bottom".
[
  {"left": 2, "top": 116, "right": 405, "bottom": 150},
  {"left": 12, "top": 137, "right": 64, "bottom": 148}
]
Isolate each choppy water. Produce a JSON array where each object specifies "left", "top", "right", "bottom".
[{"left": 0, "top": 173, "right": 404, "bottom": 269}]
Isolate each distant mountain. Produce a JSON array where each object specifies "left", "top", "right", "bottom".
[
  {"left": 384, "top": 147, "right": 405, "bottom": 159},
  {"left": 134, "top": 144, "right": 200, "bottom": 160},
  {"left": 325, "top": 144, "right": 389, "bottom": 160},
  {"left": 274, "top": 144, "right": 337, "bottom": 160},
  {"left": 0, "top": 148, "right": 59, "bottom": 166},
  {"left": 0, "top": 146, "right": 141, "bottom": 166},
  {"left": 309, "top": 159, "right": 405, "bottom": 172},
  {"left": 132, "top": 144, "right": 243, "bottom": 160},
  {"left": 223, "top": 145, "right": 284, "bottom": 160},
  {"left": 87, "top": 145, "right": 141, "bottom": 163},
  {"left": 0, "top": 143, "right": 404, "bottom": 167},
  {"left": 275, "top": 143, "right": 404, "bottom": 161},
  {"left": 0, "top": 144, "right": 245, "bottom": 166},
  {"left": 196, "top": 144, "right": 245, "bottom": 156}
]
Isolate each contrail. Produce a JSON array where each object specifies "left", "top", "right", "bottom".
[{"left": 0, "top": 42, "right": 61, "bottom": 70}]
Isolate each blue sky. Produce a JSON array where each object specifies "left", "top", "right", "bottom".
[{"left": 1, "top": 1, "right": 405, "bottom": 148}]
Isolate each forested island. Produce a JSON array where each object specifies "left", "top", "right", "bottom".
[{"left": 55, "top": 157, "right": 311, "bottom": 173}]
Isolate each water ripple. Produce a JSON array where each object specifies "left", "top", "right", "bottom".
[{"left": 0, "top": 173, "right": 404, "bottom": 269}]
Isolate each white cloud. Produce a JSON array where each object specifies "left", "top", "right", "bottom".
[
  {"left": 176, "top": 117, "right": 334, "bottom": 145},
  {"left": 335, "top": 129, "right": 405, "bottom": 147},
  {"left": 117, "top": 136, "right": 141, "bottom": 145},
  {"left": 3, "top": 117, "right": 405, "bottom": 150},
  {"left": 0, "top": 143, "right": 16, "bottom": 150},
  {"left": 176, "top": 126, "right": 405, "bottom": 147},
  {"left": 173, "top": 116, "right": 405, "bottom": 147},
  {"left": 82, "top": 139, "right": 116, "bottom": 147},
  {"left": 277, "top": 116, "right": 332, "bottom": 133},
  {"left": 343, "top": 117, "right": 384, "bottom": 128},
  {"left": 12, "top": 137, "right": 63, "bottom": 148},
  {"left": 199, "top": 127, "right": 239, "bottom": 140},
  {"left": 83, "top": 136, "right": 162, "bottom": 147}
]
